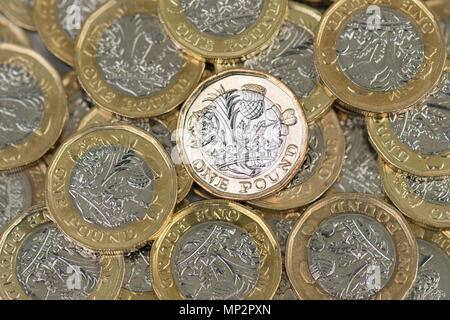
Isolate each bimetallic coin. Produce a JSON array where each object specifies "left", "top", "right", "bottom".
[
  {"left": 0, "top": 205, "right": 125, "bottom": 300},
  {"left": 286, "top": 193, "right": 418, "bottom": 300},
  {"left": 46, "top": 124, "right": 177, "bottom": 254},
  {"left": 0, "top": 14, "right": 31, "bottom": 47},
  {"left": 249, "top": 110, "right": 344, "bottom": 210},
  {"left": 380, "top": 159, "right": 450, "bottom": 229},
  {"left": 75, "top": 0, "right": 204, "bottom": 118},
  {"left": 151, "top": 200, "right": 282, "bottom": 300},
  {"left": 158, "top": 0, "right": 288, "bottom": 61},
  {"left": 0, "top": 0, "right": 36, "bottom": 30},
  {"left": 315, "top": 0, "right": 446, "bottom": 114},
  {"left": 178, "top": 69, "right": 309, "bottom": 200},
  {"left": 0, "top": 44, "right": 68, "bottom": 171}
]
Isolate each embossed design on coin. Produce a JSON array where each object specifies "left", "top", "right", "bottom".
[
  {"left": 68, "top": 145, "right": 155, "bottom": 229},
  {"left": 179, "top": 0, "right": 265, "bottom": 37},
  {"left": 172, "top": 221, "right": 260, "bottom": 300},
  {"left": 61, "top": 91, "right": 92, "bottom": 142},
  {"left": 244, "top": 22, "right": 318, "bottom": 99},
  {"left": 16, "top": 224, "right": 102, "bottom": 300},
  {"left": 441, "top": 18, "right": 450, "bottom": 50},
  {"left": 123, "top": 244, "right": 152, "bottom": 292},
  {"left": 336, "top": 8, "right": 424, "bottom": 92},
  {"left": 403, "top": 174, "right": 450, "bottom": 206},
  {"left": 0, "top": 172, "right": 32, "bottom": 230},
  {"left": 0, "top": 64, "right": 45, "bottom": 149},
  {"left": 96, "top": 14, "right": 183, "bottom": 97},
  {"left": 308, "top": 214, "right": 396, "bottom": 300}
]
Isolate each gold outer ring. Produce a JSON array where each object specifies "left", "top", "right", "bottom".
[
  {"left": 379, "top": 159, "right": 450, "bottom": 230},
  {"left": 151, "top": 200, "right": 282, "bottom": 300},
  {"left": 366, "top": 56, "right": 450, "bottom": 177},
  {"left": 75, "top": 0, "right": 204, "bottom": 119},
  {"left": 408, "top": 223, "right": 449, "bottom": 262},
  {"left": 286, "top": 193, "right": 418, "bottom": 300},
  {"left": 158, "top": 0, "right": 288, "bottom": 61},
  {"left": 0, "top": 205, "right": 125, "bottom": 300},
  {"left": 0, "top": 43, "right": 68, "bottom": 172},
  {"left": 249, "top": 110, "right": 345, "bottom": 210},
  {"left": 0, "top": 14, "right": 31, "bottom": 47},
  {"left": 315, "top": 0, "right": 446, "bottom": 114},
  {"left": 46, "top": 124, "right": 177, "bottom": 254},
  {"left": 0, "top": 1, "right": 36, "bottom": 31}
]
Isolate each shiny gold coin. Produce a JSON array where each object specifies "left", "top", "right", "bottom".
[
  {"left": 315, "top": 0, "right": 446, "bottom": 114},
  {"left": 178, "top": 69, "right": 309, "bottom": 200},
  {"left": 0, "top": 14, "right": 31, "bottom": 47},
  {"left": 249, "top": 110, "right": 345, "bottom": 210},
  {"left": 151, "top": 200, "right": 282, "bottom": 300},
  {"left": 0, "top": 205, "right": 125, "bottom": 300},
  {"left": 158, "top": 0, "right": 288, "bottom": 61},
  {"left": 77, "top": 107, "right": 192, "bottom": 204},
  {"left": 0, "top": 0, "right": 36, "bottom": 31},
  {"left": 75, "top": 0, "right": 204, "bottom": 119},
  {"left": 380, "top": 159, "right": 450, "bottom": 230},
  {"left": 0, "top": 43, "right": 68, "bottom": 172},
  {"left": 286, "top": 193, "right": 418, "bottom": 300},
  {"left": 46, "top": 124, "right": 177, "bottom": 254}
]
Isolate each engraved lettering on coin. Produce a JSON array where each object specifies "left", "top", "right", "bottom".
[
  {"left": 308, "top": 214, "right": 396, "bottom": 299},
  {"left": 407, "top": 239, "right": 450, "bottom": 300},
  {"left": 389, "top": 72, "right": 450, "bottom": 155},
  {"left": 0, "top": 64, "right": 45, "bottom": 149},
  {"left": 336, "top": 8, "right": 424, "bottom": 91},
  {"left": 68, "top": 145, "right": 155, "bottom": 229},
  {"left": 244, "top": 22, "right": 318, "bottom": 99},
  {"left": 123, "top": 244, "right": 153, "bottom": 292},
  {"left": 16, "top": 224, "right": 102, "bottom": 300},
  {"left": 441, "top": 18, "right": 450, "bottom": 51},
  {"left": 187, "top": 84, "right": 298, "bottom": 179},
  {"left": 96, "top": 14, "right": 183, "bottom": 97},
  {"left": 172, "top": 221, "right": 260, "bottom": 300},
  {"left": 0, "top": 172, "right": 32, "bottom": 230},
  {"left": 56, "top": 0, "right": 107, "bottom": 42},
  {"left": 403, "top": 174, "right": 450, "bottom": 206},
  {"left": 61, "top": 91, "right": 92, "bottom": 142},
  {"left": 179, "top": 0, "right": 265, "bottom": 38}
]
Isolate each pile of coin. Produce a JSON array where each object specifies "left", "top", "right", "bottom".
[{"left": 0, "top": 0, "right": 448, "bottom": 300}]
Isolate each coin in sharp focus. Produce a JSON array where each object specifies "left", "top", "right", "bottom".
[
  {"left": 406, "top": 223, "right": 450, "bottom": 300},
  {"left": 75, "top": 0, "right": 204, "bottom": 119},
  {"left": 0, "top": 43, "right": 68, "bottom": 172},
  {"left": 46, "top": 124, "right": 177, "bottom": 254},
  {"left": 34, "top": 0, "right": 107, "bottom": 66},
  {"left": 0, "top": 205, "right": 125, "bottom": 300},
  {"left": 248, "top": 110, "right": 344, "bottom": 210},
  {"left": 178, "top": 69, "right": 309, "bottom": 200},
  {"left": 151, "top": 200, "right": 282, "bottom": 300},
  {"left": 367, "top": 57, "right": 450, "bottom": 177},
  {"left": 215, "top": 2, "right": 335, "bottom": 123},
  {"left": 158, "top": 0, "right": 288, "bottom": 62},
  {"left": 77, "top": 107, "right": 192, "bottom": 204},
  {"left": 286, "top": 193, "right": 418, "bottom": 300},
  {"left": 0, "top": 0, "right": 36, "bottom": 31},
  {"left": 380, "top": 159, "right": 450, "bottom": 230},
  {"left": 0, "top": 14, "right": 31, "bottom": 47},
  {"left": 427, "top": 0, "right": 450, "bottom": 51},
  {"left": 315, "top": 0, "right": 446, "bottom": 114}
]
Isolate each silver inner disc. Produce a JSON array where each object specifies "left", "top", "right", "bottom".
[
  {"left": 123, "top": 243, "right": 153, "bottom": 292},
  {"left": 403, "top": 174, "right": 450, "bottom": 206}
]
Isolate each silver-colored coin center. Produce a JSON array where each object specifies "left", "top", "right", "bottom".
[
  {"left": 123, "top": 119, "right": 174, "bottom": 155},
  {"left": 172, "top": 221, "right": 260, "bottom": 300},
  {"left": 336, "top": 8, "right": 424, "bottom": 92},
  {"left": 0, "top": 64, "right": 45, "bottom": 149},
  {"left": 403, "top": 174, "right": 450, "bottom": 206},
  {"left": 308, "top": 214, "right": 396, "bottom": 300},
  {"left": 96, "top": 14, "right": 183, "bottom": 98},
  {"left": 68, "top": 144, "right": 155, "bottom": 229},
  {"left": 123, "top": 243, "right": 153, "bottom": 292}
]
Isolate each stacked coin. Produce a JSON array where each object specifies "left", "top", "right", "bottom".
[{"left": 0, "top": 0, "right": 448, "bottom": 301}]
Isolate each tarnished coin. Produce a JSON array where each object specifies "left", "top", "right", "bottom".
[
  {"left": 0, "top": 44, "right": 68, "bottom": 172},
  {"left": 215, "top": 2, "right": 334, "bottom": 123},
  {"left": 0, "top": 0, "right": 36, "bottom": 30},
  {"left": 34, "top": 0, "right": 107, "bottom": 66},
  {"left": 315, "top": 0, "right": 446, "bottom": 114},
  {"left": 427, "top": 0, "right": 450, "bottom": 51},
  {"left": 178, "top": 69, "right": 309, "bottom": 200},
  {"left": 0, "top": 205, "right": 125, "bottom": 300},
  {"left": 286, "top": 193, "right": 418, "bottom": 300},
  {"left": 406, "top": 224, "right": 450, "bottom": 300},
  {"left": 0, "top": 14, "right": 31, "bottom": 47},
  {"left": 46, "top": 124, "right": 177, "bottom": 254},
  {"left": 151, "top": 200, "right": 282, "bottom": 300},
  {"left": 75, "top": 0, "right": 204, "bottom": 119},
  {"left": 77, "top": 107, "right": 192, "bottom": 204},
  {"left": 367, "top": 57, "right": 450, "bottom": 177},
  {"left": 380, "top": 159, "right": 450, "bottom": 230},
  {"left": 249, "top": 110, "right": 345, "bottom": 210},
  {"left": 158, "top": 0, "right": 288, "bottom": 61}
]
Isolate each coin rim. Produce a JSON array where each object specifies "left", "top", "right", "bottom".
[
  {"left": 0, "top": 1, "right": 36, "bottom": 31},
  {"left": 0, "top": 14, "right": 32, "bottom": 47}
]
